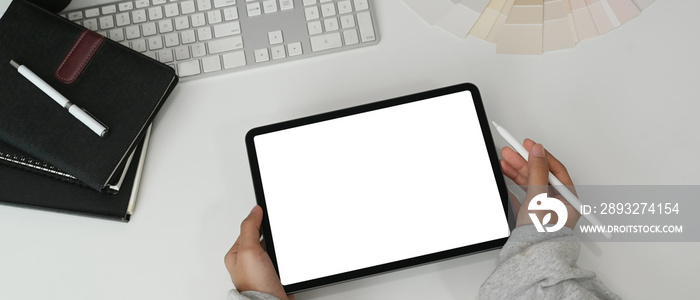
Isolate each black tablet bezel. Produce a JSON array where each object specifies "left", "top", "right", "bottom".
[{"left": 245, "top": 83, "right": 510, "bottom": 293}]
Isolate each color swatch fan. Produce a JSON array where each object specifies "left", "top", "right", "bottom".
[{"left": 403, "top": 0, "right": 655, "bottom": 54}]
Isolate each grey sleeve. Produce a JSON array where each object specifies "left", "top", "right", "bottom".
[
  {"left": 227, "top": 289, "right": 281, "bottom": 300},
  {"left": 478, "top": 225, "right": 620, "bottom": 300}
]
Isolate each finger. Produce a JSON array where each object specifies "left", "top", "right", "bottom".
[
  {"left": 239, "top": 205, "right": 264, "bottom": 249},
  {"left": 501, "top": 146, "right": 529, "bottom": 182},
  {"left": 525, "top": 139, "right": 576, "bottom": 195},
  {"left": 523, "top": 138, "right": 536, "bottom": 150},
  {"left": 525, "top": 144, "right": 550, "bottom": 200},
  {"left": 500, "top": 159, "right": 527, "bottom": 186},
  {"left": 544, "top": 150, "right": 575, "bottom": 189}
]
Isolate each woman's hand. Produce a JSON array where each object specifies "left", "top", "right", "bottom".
[
  {"left": 225, "top": 205, "right": 294, "bottom": 300},
  {"left": 500, "top": 139, "right": 580, "bottom": 229}
]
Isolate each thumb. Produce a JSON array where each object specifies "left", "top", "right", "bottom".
[
  {"left": 239, "top": 205, "right": 264, "bottom": 248},
  {"left": 525, "top": 144, "right": 549, "bottom": 200}
]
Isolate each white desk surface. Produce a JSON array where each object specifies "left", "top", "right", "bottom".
[{"left": 1, "top": 0, "right": 699, "bottom": 299}]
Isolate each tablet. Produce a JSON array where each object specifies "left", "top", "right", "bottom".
[{"left": 245, "top": 83, "right": 511, "bottom": 293}]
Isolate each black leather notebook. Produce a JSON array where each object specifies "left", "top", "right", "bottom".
[
  {"left": 0, "top": 0, "right": 178, "bottom": 192},
  {"left": 0, "top": 127, "right": 152, "bottom": 221}
]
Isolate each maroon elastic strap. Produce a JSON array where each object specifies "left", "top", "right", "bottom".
[{"left": 55, "top": 29, "right": 104, "bottom": 84}]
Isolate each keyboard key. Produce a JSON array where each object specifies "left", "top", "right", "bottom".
[
  {"left": 158, "top": 49, "right": 174, "bottom": 63},
  {"left": 175, "top": 16, "right": 190, "bottom": 30},
  {"left": 181, "top": 30, "right": 196, "bottom": 44},
  {"left": 287, "top": 42, "right": 303, "bottom": 56},
  {"left": 83, "top": 19, "right": 99, "bottom": 31},
  {"left": 175, "top": 46, "right": 191, "bottom": 59},
  {"left": 178, "top": 60, "right": 201, "bottom": 77},
  {"left": 132, "top": 39, "right": 147, "bottom": 52},
  {"left": 214, "top": 0, "right": 236, "bottom": 8},
  {"left": 208, "top": 35, "right": 244, "bottom": 53},
  {"left": 102, "top": 5, "right": 117, "bottom": 14},
  {"left": 191, "top": 43, "right": 207, "bottom": 57},
  {"left": 164, "top": 3, "right": 180, "bottom": 18},
  {"left": 254, "top": 48, "right": 269, "bottom": 62},
  {"left": 208, "top": 10, "right": 223, "bottom": 24},
  {"left": 303, "top": 0, "right": 317, "bottom": 6},
  {"left": 340, "top": 15, "right": 355, "bottom": 28},
  {"left": 180, "top": 1, "right": 196, "bottom": 14},
  {"left": 197, "top": 27, "right": 213, "bottom": 40},
  {"left": 304, "top": 6, "right": 319, "bottom": 20},
  {"left": 247, "top": 3, "right": 261, "bottom": 16},
  {"left": 116, "top": 13, "right": 131, "bottom": 27},
  {"left": 164, "top": 33, "right": 180, "bottom": 47},
  {"left": 132, "top": 10, "right": 147, "bottom": 23},
  {"left": 337, "top": 1, "right": 352, "bottom": 14},
  {"left": 307, "top": 21, "right": 322, "bottom": 35},
  {"left": 222, "top": 51, "right": 246, "bottom": 69},
  {"left": 148, "top": 36, "right": 164, "bottom": 50},
  {"left": 280, "top": 0, "right": 294, "bottom": 11},
  {"left": 223, "top": 7, "right": 239, "bottom": 20},
  {"left": 148, "top": 7, "right": 163, "bottom": 20},
  {"left": 99, "top": 16, "right": 115, "bottom": 29},
  {"left": 356, "top": 11, "right": 375, "bottom": 42},
  {"left": 158, "top": 19, "right": 174, "bottom": 33},
  {"left": 268, "top": 30, "right": 283, "bottom": 44},
  {"left": 214, "top": 21, "right": 241, "bottom": 37},
  {"left": 144, "top": 51, "right": 157, "bottom": 59},
  {"left": 135, "top": 0, "right": 150, "bottom": 9},
  {"left": 324, "top": 17, "right": 339, "bottom": 31},
  {"left": 321, "top": 3, "right": 336, "bottom": 17},
  {"left": 119, "top": 2, "right": 134, "bottom": 11},
  {"left": 153, "top": 0, "right": 167, "bottom": 5},
  {"left": 197, "top": 0, "right": 213, "bottom": 11},
  {"left": 310, "top": 32, "right": 341, "bottom": 52},
  {"left": 202, "top": 56, "right": 222, "bottom": 72},
  {"left": 271, "top": 45, "right": 286, "bottom": 60},
  {"left": 85, "top": 8, "right": 100, "bottom": 18},
  {"left": 353, "top": 0, "right": 368, "bottom": 11},
  {"left": 343, "top": 29, "right": 358, "bottom": 45},
  {"left": 263, "top": 0, "right": 278, "bottom": 14},
  {"left": 68, "top": 11, "right": 83, "bottom": 21},
  {"left": 125, "top": 26, "right": 141, "bottom": 39},
  {"left": 191, "top": 13, "right": 206, "bottom": 27},
  {"left": 109, "top": 28, "right": 125, "bottom": 41},
  {"left": 143, "top": 22, "right": 157, "bottom": 36}
]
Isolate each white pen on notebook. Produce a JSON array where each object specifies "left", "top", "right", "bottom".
[
  {"left": 492, "top": 121, "right": 612, "bottom": 239},
  {"left": 9, "top": 60, "right": 108, "bottom": 137}
]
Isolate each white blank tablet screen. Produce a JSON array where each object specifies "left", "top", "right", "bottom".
[{"left": 253, "top": 90, "right": 510, "bottom": 286}]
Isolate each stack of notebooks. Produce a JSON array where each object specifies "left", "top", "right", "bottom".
[
  {"left": 403, "top": 0, "right": 655, "bottom": 54},
  {"left": 0, "top": 0, "right": 178, "bottom": 221}
]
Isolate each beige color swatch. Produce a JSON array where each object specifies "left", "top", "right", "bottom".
[
  {"left": 470, "top": 0, "right": 509, "bottom": 40},
  {"left": 543, "top": 0, "right": 577, "bottom": 51},
  {"left": 497, "top": 0, "right": 543, "bottom": 54},
  {"left": 486, "top": 0, "right": 517, "bottom": 42}
]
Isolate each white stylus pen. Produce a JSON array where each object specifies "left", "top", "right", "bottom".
[
  {"left": 492, "top": 121, "right": 612, "bottom": 239},
  {"left": 10, "top": 60, "right": 108, "bottom": 137}
]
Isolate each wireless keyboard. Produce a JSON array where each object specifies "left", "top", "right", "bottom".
[{"left": 61, "top": 0, "right": 379, "bottom": 80}]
